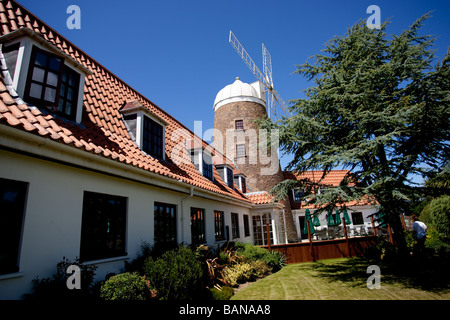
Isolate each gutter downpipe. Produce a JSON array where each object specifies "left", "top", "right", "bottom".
[{"left": 181, "top": 186, "right": 194, "bottom": 243}]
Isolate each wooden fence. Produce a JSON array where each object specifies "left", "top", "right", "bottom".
[{"left": 261, "top": 236, "right": 377, "bottom": 264}]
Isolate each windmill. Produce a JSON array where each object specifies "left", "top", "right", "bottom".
[{"left": 229, "top": 30, "right": 291, "bottom": 120}]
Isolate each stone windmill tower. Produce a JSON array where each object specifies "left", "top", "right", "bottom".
[{"left": 212, "top": 77, "right": 298, "bottom": 242}]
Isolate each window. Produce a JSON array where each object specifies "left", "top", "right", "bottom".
[
  {"left": 203, "top": 154, "right": 213, "bottom": 181},
  {"left": 231, "top": 213, "right": 240, "bottom": 239},
  {"left": 0, "top": 178, "right": 27, "bottom": 274},
  {"left": 25, "top": 46, "right": 80, "bottom": 120},
  {"left": 80, "top": 191, "right": 127, "bottom": 262},
  {"left": 234, "top": 175, "right": 247, "bottom": 193},
  {"left": 236, "top": 144, "right": 246, "bottom": 157},
  {"left": 214, "top": 210, "right": 225, "bottom": 241},
  {"left": 235, "top": 120, "right": 243, "bottom": 130},
  {"left": 154, "top": 202, "right": 177, "bottom": 246},
  {"left": 143, "top": 115, "right": 164, "bottom": 159},
  {"left": 58, "top": 66, "right": 80, "bottom": 119},
  {"left": 226, "top": 167, "right": 234, "bottom": 188},
  {"left": 351, "top": 212, "right": 364, "bottom": 225},
  {"left": 241, "top": 177, "right": 247, "bottom": 193},
  {"left": 293, "top": 189, "right": 305, "bottom": 203},
  {"left": 252, "top": 214, "right": 273, "bottom": 246},
  {"left": 243, "top": 215, "right": 250, "bottom": 237},
  {"left": 25, "top": 47, "right": 62, "bottom": 104},
  {"left": 191, "top": 207, "right": 205, "bottom": 244}
]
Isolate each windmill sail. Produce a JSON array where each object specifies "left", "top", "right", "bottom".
[{"left": 229, "top": 30, "right": 291, "bottom": 120}]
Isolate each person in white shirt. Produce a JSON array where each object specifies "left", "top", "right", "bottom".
[{"left": 412, "top": 215, "right": 427, "bottom": 256}]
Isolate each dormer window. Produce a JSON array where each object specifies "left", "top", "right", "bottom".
[
  {"left": 187, "top": 139, "right": 214, "bottom": 181},
  {"left": 234, "top": 174, "right": 247, "bottom": 193},
  {"left": 215, "top": 164, "right": 234, "bottom": 189},
  {"left": 292, "top": 188, "right": 308, "bottom": 203},
  {"left": 0, "top": 28, "right": 91, "bottom": 123},
  {"left": 24, "top": 46, "right": 80, "bottom": 120},
  {"left": 142, "top": 115, "right": 164, "bottom": 158},
  {"left": 120, "top": 100, "right": 166, "bottom": 160}
]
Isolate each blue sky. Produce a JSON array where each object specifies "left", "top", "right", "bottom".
[{"left": 18, "top": 0, "right": 450, "bottom": 171}]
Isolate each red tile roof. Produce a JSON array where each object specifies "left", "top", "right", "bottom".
[
  {"left": 284, "top": 170, "right": 375, "bottom": 209},
  {"left": 284, "top": 170, "right": 355, "bottom": 187},
  {"left": 245, "top": 191, "right": 274, "bottom": 205},
  {"left": 0, "top": 0, "right": 250, "bottom": 203}
]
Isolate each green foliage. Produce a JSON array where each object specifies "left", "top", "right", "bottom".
[
  {"left": 222, "top": 260, "right": 272, "bottom": 287},
  {"left": 100, "top": 272, "right": 152, "bottom": 301},
  {"left": 209, "top": 286, "right": 234, "bottom": 300},
  {"left": 363, "top": 238, "right": 398, "bottom": 262},
  {"left": 259, "top": 13, "right": 450, "bottom": 248},
  {"left": 143, "top": 245, "right": 203, "bottom": 300},
  {"left": 250, "top": 260, "right": 272, "bottom": 278},
  {"left": 425, "top": 226, "right": 450, "bottom": 255},
  {"left": 235, "top": 242, "right": 286, "bottom": 272},
  {"left": 427, "top": 195, "right": 450, "bottom": 237},
  {"left": 222, "top": 262, "right": 255, "bottom": 287},
  {"left": 28, "top": 257, "right": 97, "bottom": 300}
]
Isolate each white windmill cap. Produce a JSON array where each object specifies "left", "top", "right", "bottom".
[{"left": 213, "top": 77, "right": 266, "bottom": 111}]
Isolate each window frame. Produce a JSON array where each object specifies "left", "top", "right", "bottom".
[
  {"left": 0, "top": 178, "right": 28, "bottom": 275},
  {"left": 190, "top": 207, "right": 206, "bottom": 245},
  {"left": 243, "top": 214, "right": 250, "bottom": 237},
  {"left": 0, "top": 29, "right": 90, "bottom": 123},
  {"left": 226, "top": 167, "right": 234, "bottom": 188},
  {"left": 79, "top": 191, "right": 127, "bottom": 262},
  {"left": 231, "top": 212, "right": 240, "bottom": 239},
  {"left": 351, "top": 211, "right": 364, "bottom": 225},
  {"left": 236, "top": 144, "right": 246, "bottom": 157},
  {"left": 235, "top": 119, "right": 244, "bottom": 130},
  {"left": 24, "top": 45, "right": 81, "bottom": 121},
  {"left": 214, "top": 210, "right": 225, "bottom": 241},
  {"left": 202, "top": 152, "right": 214, "bottom": 181},
  {"left": 142, "top": 115, "right": 164, "bottom": 159},
  {"left": 121, "top": 109, "right": 167, "bottom": 160},
  {"left": 24, "top": 46, "right": 64, "bottom": 105},
  {"left": 154, "top": 202, "right": 177, "bottom": 246}
]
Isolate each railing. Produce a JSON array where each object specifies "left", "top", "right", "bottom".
[{"left": 261, "top": 218, "right": 378, "bottom": 264}]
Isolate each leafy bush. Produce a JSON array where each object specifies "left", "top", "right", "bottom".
[
  {"left": 250, "top": 260, "right": 272, "bottom": 278},
  {"left": 28, "top": 257, "right": 97, "bottom": 300},
  {"left": 222, "top": 262, "right": 254, "bottom": 287},
  {"left": 143, "top": 245, "right": 203, "bottom": 300},
  {"left": 261, "top": 250, "right": 286, "bottom": 272},
  {"left": 363, "top": 238, "right": 398, "bottom": 262},
  {"left": 427, "top": 195, "right": 450, "bottom": 237},
  {"left": 209, "top": 286, "right": 234, "bottom": 300},
  {"left": 222, "top": 260, "right": 272, "bottom": 287},
  {"left": 235, "top": 242, "right": 286, "bottom": 272},
  {"left": 100, "top": 272, "right": 154, "bottom": 300}
]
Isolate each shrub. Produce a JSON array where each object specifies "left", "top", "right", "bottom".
[
  {"left": 235, "top": 242, "right": 286, "bottom": 272},
  {"left": 100, "top": 272, "right": 153, "bottom": 301},
  {"left": 427, "top": 195, "right": 450, "bottom": 237},
  {"left": 222, "top": 262, "right": 254, "bottom": 287},
  {"left": 262, "top": 250, "right": 286, "bottom": 272},
  {"left": 143, "top": 245, "right": 203, "bottom": 300},
  {"left": 222, "top": 260, "right": 272, "bottom": 287},
  {"left": 28, "top": 257, "right": 97, "bottom": 300},
  {"left": 250, "top": 260, "right": 272, "bottom": 278},
  {"left": 209, "top": 286, "right": 234, "bottom": 300}
]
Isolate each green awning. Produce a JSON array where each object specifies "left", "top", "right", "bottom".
[
  {"left": 326, "top": 209, "right": 335, "bottom": 226},
  {"left": 312, "top": 210, "right": 321, "bottom": 227},
  {"left": 303, "top": 209, "right": 316, "bottom": 235},
  {"left": 343, "top": 208, "right": 351, "bottom": 225}
]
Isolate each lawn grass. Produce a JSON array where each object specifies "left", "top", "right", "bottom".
[{"left": 232, "top": 257, "right": 450, "bottom": 300}]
